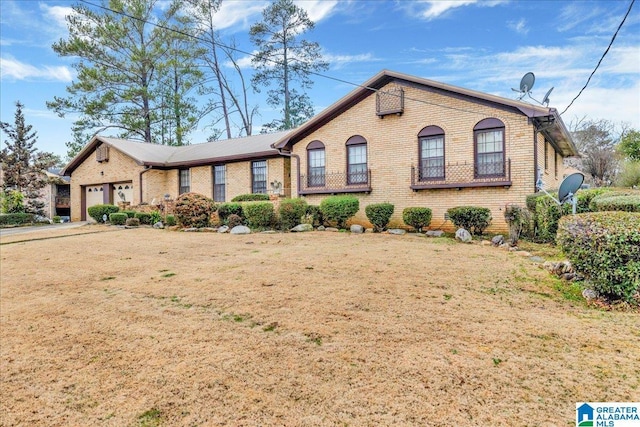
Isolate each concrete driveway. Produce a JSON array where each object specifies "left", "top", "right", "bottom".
[{"left": 0, "top": 222, "right": 89, "bottom": 237}]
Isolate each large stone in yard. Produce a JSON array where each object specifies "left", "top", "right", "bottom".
[
  {"left": 290, "top": 223, "right": 313, "bottom": 232},
  {"left": 455, "top": 228, "right": 472, "bottom": 243},
  {"left": 153, "top": 221, "right": 164, "bottom": 229},
  {"left": 388, "top": 229, "right": 406, "bottom": 235},
  {"left": 350, "top": 224, "right": 364, "bottom": 234},
  {"left": 491, "top": 235, "right": 504, "bottom": 246},
  {"left": 317, "top": 225, "right": 326, "bottom": 231},
  {"left": 230, "top": 225, "right": 251, "bottom": 235},
  {"left": 217, "top": 225, "right": 229, "bottom": 233},
  {"left": 325, "top": 227, "right": 339, "bottom": 232},
  {"left": 425, "top": 230, "right": 444, "bottom": 237}
]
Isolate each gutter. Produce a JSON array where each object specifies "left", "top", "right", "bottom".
[{"left": 139, "top": 165, "right": 152, "bottom": 204}]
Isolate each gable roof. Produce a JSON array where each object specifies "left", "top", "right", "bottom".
[
  {"left": 272, "top": 69, "right": 578, "bottom": 156},
  {"left": 61, "top": 131, "right": 291, "bottom": 175}
]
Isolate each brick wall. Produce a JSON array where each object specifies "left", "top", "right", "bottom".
[{"left": 291, "top": 82, "right": 570, "bottom": 233}]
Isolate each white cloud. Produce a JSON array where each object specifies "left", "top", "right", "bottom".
[
  {"left": 323, "top": 53, "right": 378, "bottom": 69},
  {"left": 556, "top": 3, "right": 605, "bottom": 33},
  {"left": 0, "top": 56, "right": 73, "bottom": 82},
  {"left": 402, "top": 0, "right": 507, "bottom": 21},
  {"left": 40, "top": 4, "right": 72, "bottom": 29},
  {"left": 294, "top": 0, "right": 339, "bottom": 23},
  {"left": 507, "top": 18, "right": 528, "bottom": 35},
  {"left": 210, "top": 1, "right": 268, "bottom": 31}
]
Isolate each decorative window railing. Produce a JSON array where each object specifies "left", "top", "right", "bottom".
[
  {"left": 299, "top": 170, "right": 372, "bottom": 195},
  {"left": 411, "top": 159, "right": 511, "bottom": 190},
  {"left": 55, "top": 196, "right": 71, "bottom": 207}
]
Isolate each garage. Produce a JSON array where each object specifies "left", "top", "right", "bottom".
[
  {"left": 85, "top": 185, "right": 104, "bottom": 220},
  {"left": 113, "top": 183, "right": 134, "bottom": 205}
]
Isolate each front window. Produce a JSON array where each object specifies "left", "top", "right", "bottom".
[
  {"left": 252, "top": 160, "right": 267, "bottom": 194},
  {"left": 347, "top": 136, "right": 367, "bottom": 185},
  {"left": 474, "top": 118, "right": 505, "bottom": 178},
  {"left": 179, "top": 169, "right": 190, "bottom": 194},
  {"left": 307, "top": 141, "right": 325, "bottom": 187},
  {"left": 213, "top": 165, "right": 226, "bottom": 202},
  {"left": 418, "top": 126, "right": 445, "bottom": 180}
]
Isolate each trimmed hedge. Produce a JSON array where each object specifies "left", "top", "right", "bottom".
[
  {"left": 232, "top": 193, "right": 270, "bottom": 202},
  {"left": 402, "top": 207, "right": 432, "bottom": 232},
  {"left": 365, "top": 203, "right": 394, "bottom": 232},
  {"left": 134, "top": 212, "right": 152, "bottom": 225},
  {"left": 174, "top": 192, "right": 216, "bottom": 228},
  {"left": 319, "top": 195, "right": 359, "bottom": 229},
  {"left": 557, "top": 212, "right": 640, "bottom": 302},
  {"left": 87, "top": 204, "right": 119, "bottom": 223},
  {"left": 217, "top": 202, "right": 244, "bottom": 224},
  {"left": 278, "top": 198, "right": 308, "bottom": 230},
  {"left": 165, "top": 214, "right": 176, "bottom": 227},
  {"left": 121, "top": 210, "right": 136, "bottom": 218},
  {"left": 447, "top": 206, "right": 492, "bottom": 235},
  {"left": 109, "top": 212, "right": 128, "bottom": 225},
  {"left": 243, "top": 201, "right": 275, "bottom": 229},
  {"left": 590, "top": 191, "right": 640, "bottom": 212},
  {"left": 0, "top": 212, "right": 34, "bottom": 226}
]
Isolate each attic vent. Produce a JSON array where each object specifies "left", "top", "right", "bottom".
[
  {"left": 96, "top": 145, "right": 109, "bottom": 162},
  {"left": 376, "top": 87, "right": 404, "bottom": 117}
]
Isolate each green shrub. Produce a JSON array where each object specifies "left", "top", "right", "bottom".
[
  {"left": 616, "top": 161, "right": 640, "bottom": 188},
  {"left": 305, "top": 205, "right": 323, "bottom": 227},
  {"left": 174, "top": 192, "right": 216, "bottom": 228},
  {"left": 243, "top": 201, "right": 275, "bottom": 229},
  {"left": 1, "top": 190, "right": 25, "bottom": 214},
  {"left": 149, "top": 210, "right": 163, "bottom": 224},
  {"left": 365, "top": 203, "right": 394, "bottom": 232},
  {"left": 217, "top": 202, "right": 244, "bottom": 224},
  {"left": 165, "top": 214, "right": 176, "bottom": 226},
  {"left": 231, "top": 193, "right": 270, "bottom": 202},
  {"left": 227, "top": 213, "right": 243, "bottom": 228},
  {"left": 278, "top": 198, "right": 308, "bottom": 230},
  {"left": 557, "top": 212, "right": 640, "bottom": 302},
  {"left": 134, "top": 212, "right": 152, "bottom": 225},
  {"left": 447, "top": 206, "right": 492, "bottom": 235},
  {"left": 109, "top": 212, "right": 128, "bottom": 225},
  {"left": 87, "top": 204, "right": 119, "bottom": 223},
  {"left": 589, "top": 191, "right": 640, "bottom": 213},
  {"left": 52, "top": 215, "right": 62, "bottom": 223},
  {"left": 402, "top": 207, "right": 432, "bottom": 232},
  {"left": 122, "top": 210, "right": 136, "bottom": 218},
  {"left": 0, "top": 212, "right": 34, "bottom": 226},
  {"left": 125, "top": 217, "right": 140, "bottom": 227},
  {"left": 319, "top": 195, "right": 359, "bottom": 229}
]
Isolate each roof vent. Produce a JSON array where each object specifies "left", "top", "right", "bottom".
[
  {"left": 376, "top": 87, "right": 404, "bottom": 117},
  {"left": 96, "top": 145, "right": 109, "bottom": 163}
]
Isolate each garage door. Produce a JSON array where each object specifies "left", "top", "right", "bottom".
[
  {"left": 113, "top": 183, "right": 134, "bottom": 204},
  {"left": 85, "top": 186, "right": 104, "bottom": 220}
]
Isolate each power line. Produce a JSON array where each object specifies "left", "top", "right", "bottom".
[{"left": 560, "top": 0, "right": 635, "bottom": 116}]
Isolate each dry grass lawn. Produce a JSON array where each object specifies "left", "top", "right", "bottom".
[{"left": 1, "top": 226, "right": 638, "bottom": 426}]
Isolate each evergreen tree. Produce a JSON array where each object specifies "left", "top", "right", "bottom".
[
  {"left": 250, "top": 0, "right": 328, "bottom": 131},
  {"left": 0, "top": 102, "right": 59, "bottom": 215}
]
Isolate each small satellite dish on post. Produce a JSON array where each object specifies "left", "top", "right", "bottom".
[
  {"left": 537, "top": 172, "right": 584, "bottom": 214},
  {"left": 512, "top": 72, "right": 535, "bottom": 100}
]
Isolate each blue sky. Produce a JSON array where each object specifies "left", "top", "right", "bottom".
[{"left": 1, "top": 0, "right": 639, "bottom": 159}]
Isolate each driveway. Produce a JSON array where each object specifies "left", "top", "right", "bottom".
[{"left": 0, "top": 221, "right": 89, "bottom": 237}]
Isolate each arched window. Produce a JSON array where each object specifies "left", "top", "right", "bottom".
[
  {"left": 474, "top": 118, "right": 505, "bottom": 177},
  {"left": 418, "top": 126, "right": 445, "bottom": 180},
  {"left": 346, "top": 135, "right": 368, "bottom": 185},
  {"left": 307, "top": 140, "right": 325, "bottom": 187}
]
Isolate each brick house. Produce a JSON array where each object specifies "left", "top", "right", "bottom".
[
  {"left": 272, "top": 70, "right": 578, "bottom": 232},
  {"left": 62, "top": 132, "right": 291, "bottom": 221}
]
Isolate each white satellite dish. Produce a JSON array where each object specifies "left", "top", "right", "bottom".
[{"left": 537, "top": 172, "right": 584, "bottom": 214}]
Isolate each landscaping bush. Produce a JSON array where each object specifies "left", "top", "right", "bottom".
[
  {"left": 231, "top": 193, "right": 270, "bottom": 202},
  {"left": 1, "top": 190, "right": 24, "bottom": 214},
  {"left": 109, "top": 212, "right": 128, "bottom": 225},
  {"left": 217, "top": 202, "right": 244, "bottom": 224},
  {"left": 557, "top": 212, "right": 640, "bottom": 302},
  {"left": 125, "top": 217, "right": 140, "bottom": 227},
  {"left": 150, "top": 210, "right": 163, "bottom": 224},
  {"left": 165, "top": 214, "right": 176, "bottom": 227},
  {"left": 402, "top": 207, "right": 432, "bottom": 232},
  {"left": 278, "top": 198, "right": 308, "bottom": 230},
  {"left": 0, "top": 212, "right": 34, "bottom": 226},
  {"left": 52, "top": 215, "right": 62, "bottom": 223},
  {"left": 319, "top": 195, "right": 359, "bottom": 229},
  {"left": 121, "top": 210, "right": 136, "bottom": 218},
  {"left": 87, "top": 204, "right": 119, "bottom": 223},
  {"left": 589, "top": 191, "right": 640, "bottom": 213},
  {"left": 503, "top": 204, "right": 531, "bottom": 245},
  {"left": 447, "top": 206, "right": 492, "bottom": 235},
  {"left": 365, "top": 203, "right": 394, "bottom": 232},
  {"left": 243, "top": 202, "right": 275, "bottom": 229},
  {"left": 227, "top": 214, "right": 243, "bottom": 228},
  {"left": 134, "top": 212, "right": 152, "bottom": 225},
  {"left": 174, "top": 192, "right": 216, "bottom": 228},
  {"left": 305, "top": 205, "right": 323, "bottom": 227}
]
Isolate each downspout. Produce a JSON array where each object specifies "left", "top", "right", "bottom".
[
  {"left": 532, "top": 121, "right": 539, "bottom": 193},
  {"left": 139, "top": 165, "right": 152, "bottom": 204},
  {"left": 275, "top": 147, "right": 299, "bottom": 198}
]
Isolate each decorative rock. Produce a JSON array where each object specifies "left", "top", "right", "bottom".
[
  {"left": 153, "top": 221, "right": 164, "bottom": 229},
  {"left": 261, "top": 230, "right": 277, "bottom": 234},
  {"left": 455, "top": 228, "right": 472, "bottom": 243},
  {"left": 325, "top": 227, "right": 339, "bottom": 232},
  {"left": 290, "top": 223, "right": 313, "bottom": 232},
  {"left": 350, "top": 224, "right": 364, "bottom": 234},
  {"left": 529, "top": 256, "right": 545, "bottom": 263},
  {"left": 230, "top": 225, "right": 251, "bottom": 235},
  {"left": 425, "top": 230, "right": 444, "bottom": 237},
  {"left": 388, "top": 229, "right": 406, "bottom": 235},
  {"left": 491, "top": 235, "right": 504, "bottom": 246},
  {"left": 561, "top": 272, "right": 576, "bottom": 281},
  {"left": 317, "top": 225, "right": 326, "bottom": 231},
  {"left": 217, "top": 225, "right": 229, "bottom": 233},
  {"left": 183, "top": 227, "right": 199, "bottom": 232},
  {"left": 582, "top": 289, "right": 598, "bottom": 300}
]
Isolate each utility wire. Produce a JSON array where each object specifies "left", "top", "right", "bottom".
[{"left": 560, "top": 0, "right": 635, "bottom": 116}]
